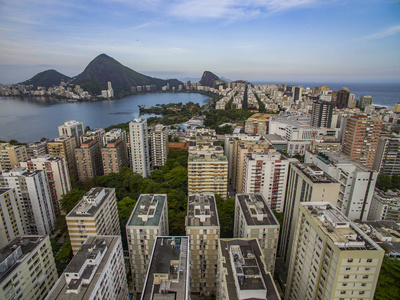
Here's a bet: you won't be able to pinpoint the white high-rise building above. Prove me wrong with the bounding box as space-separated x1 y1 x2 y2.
129 118 151 177
242 151 293 212
58 120 84 145
150 124 169 169
0 168 55 235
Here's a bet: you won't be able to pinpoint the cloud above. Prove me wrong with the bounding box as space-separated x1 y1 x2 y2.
359 24 400 40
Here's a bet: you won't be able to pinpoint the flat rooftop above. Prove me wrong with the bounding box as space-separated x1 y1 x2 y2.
127 194 167 227
47 236 120 300
303 202 383 251
315 152 374 173
0 187 13 195
265 134 287 143
188 154 227 162
187 194 219 227
295 163 338 184
219 239 280 300
67 187 112 218
141 237 189 300
0 236 46 283
236 194 279 226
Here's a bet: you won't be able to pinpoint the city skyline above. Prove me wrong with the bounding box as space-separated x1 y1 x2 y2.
0 0 399 84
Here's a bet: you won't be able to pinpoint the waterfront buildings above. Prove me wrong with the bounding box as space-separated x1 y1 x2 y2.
20 155 71 215
47 136 78 179
0 167 55 235
58 120 84 146
150 124 169 169
305 151 378 221
216 239 281 300
126 194 169 294
186 194 220 295
46 235 128 300
0 236 58 300
242 152 292 212
129 118 151 178
66 187 120 254
187 153 228 198
285 202 384 300
0 143 28 172
141 236 190 300
279 163 340 266
373 134 400 175
311 100 334 128
341 115 382 168
102 129 129 175
0 188 24 248
234 194 280 274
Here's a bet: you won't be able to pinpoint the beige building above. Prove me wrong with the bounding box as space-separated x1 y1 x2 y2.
245 113 274 135
58 120 84 146
47 236 128 300
0 188 24 248
188 154 228 198
279 163 340 267
75 138 103 181
141 236 190 300
186 194 220 295
234 194 280 274
150 124 169 169
66 187 120 254
126 194 169 294
0 236 58 300
47 136 78 179
0 143 28 171
310 135 341 153
102 139 129 175
20 155 71 216
285 202 384 300
216 239 281 300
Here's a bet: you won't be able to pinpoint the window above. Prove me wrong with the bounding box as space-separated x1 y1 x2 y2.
347 258 353 263
363 275 368 279
367 259 373 263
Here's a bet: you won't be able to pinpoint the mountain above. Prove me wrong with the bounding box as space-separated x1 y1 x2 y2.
200 71 227 88
23 69 70 88
71 54 182 96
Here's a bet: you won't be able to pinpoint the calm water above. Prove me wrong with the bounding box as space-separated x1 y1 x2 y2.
0 93 209 143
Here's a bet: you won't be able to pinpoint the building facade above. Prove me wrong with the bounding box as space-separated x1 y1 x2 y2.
126 194 169 294
311 100 334 128
47 136 78 179
75 138 103 181
150 124 169 169
102 128 129 175
373 134 400 175
58 120 84 145
66 187 120 254
368 189 400 221
0 188 24 248
129 118 151 177
0 143 28 172
186 194 220 295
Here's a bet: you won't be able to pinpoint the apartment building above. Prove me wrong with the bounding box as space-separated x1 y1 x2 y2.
0 143 28 172
234 194 280 274
216 239 281 300
311 100 334 128
126 194 169 294
26 140 48 158
141 236 190 300
285 202 384 300
242 152 293 212
0 236 58 300
186 194 220 295
66 187 120 254
188 154 228 198
279 163 340 266
102 128 129 175
129 118 151 177
20 155 71 216
373 134 400 175
75 138 103 181
342 115 382 168
0 188 24 248
0 167 55 235
47 136 78 179
58 120 84 146
245 113 274 135
150 124 169 169
305 151 378 221
368 189 400 221
46 236 128 300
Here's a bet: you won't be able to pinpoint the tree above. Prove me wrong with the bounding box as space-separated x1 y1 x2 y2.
215 195 235 238
117 197 136 249
376 174 393 191
374 256 400 299
59 188 86 214
55 237 73 275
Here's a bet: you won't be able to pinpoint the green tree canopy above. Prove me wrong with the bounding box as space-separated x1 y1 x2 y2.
374 256 400 299
59 188 86 214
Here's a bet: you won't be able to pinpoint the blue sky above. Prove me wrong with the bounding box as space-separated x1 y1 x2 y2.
0 0 399 84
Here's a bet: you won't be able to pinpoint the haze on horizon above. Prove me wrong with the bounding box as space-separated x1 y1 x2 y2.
0 0 399 85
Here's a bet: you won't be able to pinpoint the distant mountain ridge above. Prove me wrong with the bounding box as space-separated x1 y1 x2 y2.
23 69 70 88
200 71 227 88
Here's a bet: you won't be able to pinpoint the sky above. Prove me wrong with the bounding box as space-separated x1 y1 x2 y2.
0 0 399 84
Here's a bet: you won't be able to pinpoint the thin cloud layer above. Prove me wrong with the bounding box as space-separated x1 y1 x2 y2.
360 24 400 40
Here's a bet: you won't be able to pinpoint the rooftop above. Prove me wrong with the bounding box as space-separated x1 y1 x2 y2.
0 236 47 283
302 202 382 251
295 163 338 184
236 194 279 226
141 237 189 300
188 154 227 162
67 187 113 218
127 194 167 227
314 151 374 173
219 239 280 300
187 194 220 227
